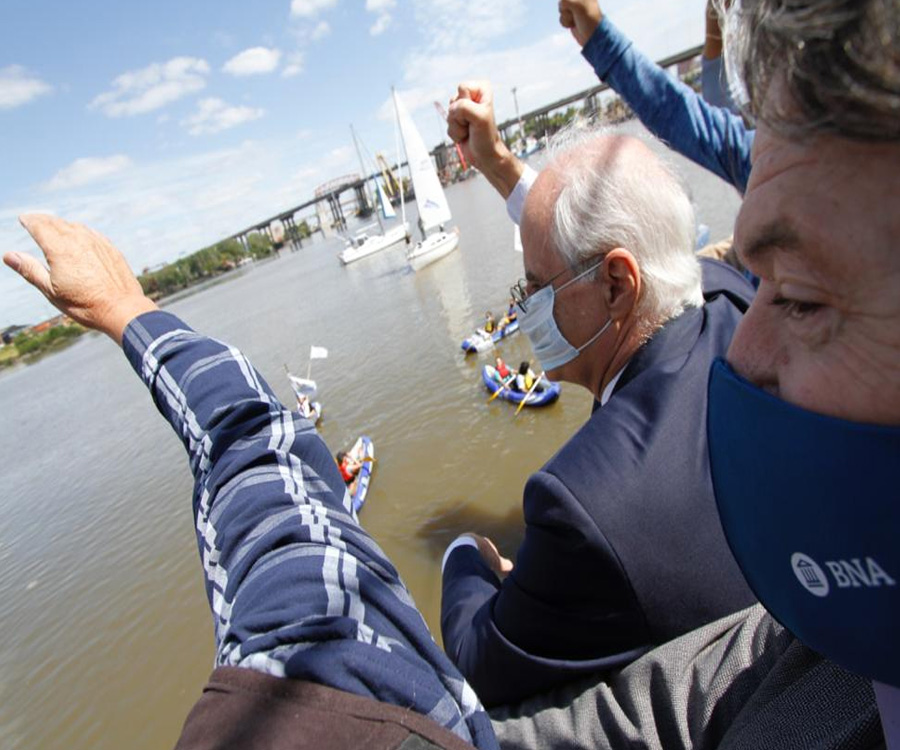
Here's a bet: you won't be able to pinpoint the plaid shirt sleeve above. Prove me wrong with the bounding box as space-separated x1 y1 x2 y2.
122 310 497 750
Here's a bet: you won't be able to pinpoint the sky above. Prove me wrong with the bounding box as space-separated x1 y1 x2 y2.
0 0 707 327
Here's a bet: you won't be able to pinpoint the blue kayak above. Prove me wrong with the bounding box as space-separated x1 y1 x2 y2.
461 319 519 354
349 435 375 514
482 365 560 407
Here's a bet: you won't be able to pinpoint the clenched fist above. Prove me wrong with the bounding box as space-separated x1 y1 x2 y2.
558 0 603 47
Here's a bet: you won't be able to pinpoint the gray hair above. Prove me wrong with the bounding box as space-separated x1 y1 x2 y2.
722 0 900 141
546 126 704 332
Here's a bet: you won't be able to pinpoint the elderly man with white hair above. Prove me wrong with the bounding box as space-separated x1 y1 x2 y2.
440 105 757 707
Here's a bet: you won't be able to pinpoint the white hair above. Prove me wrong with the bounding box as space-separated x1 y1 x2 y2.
546 125 704 331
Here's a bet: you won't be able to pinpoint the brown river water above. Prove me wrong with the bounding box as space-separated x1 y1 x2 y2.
0 121 742 749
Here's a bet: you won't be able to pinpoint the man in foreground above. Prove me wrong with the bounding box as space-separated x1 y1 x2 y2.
492 0 899 746
4 215 497 750
440 122 756 707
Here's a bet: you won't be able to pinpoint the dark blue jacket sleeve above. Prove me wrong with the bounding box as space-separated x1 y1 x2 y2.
441 471 650 707
441 546 502 661
584 16 754 194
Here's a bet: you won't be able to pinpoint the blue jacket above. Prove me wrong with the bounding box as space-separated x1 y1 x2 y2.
441 260 757 707
584 17 754 194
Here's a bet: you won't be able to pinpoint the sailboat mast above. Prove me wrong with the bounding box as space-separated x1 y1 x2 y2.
350 124 384 233
394 106 406 229
392 88 415 240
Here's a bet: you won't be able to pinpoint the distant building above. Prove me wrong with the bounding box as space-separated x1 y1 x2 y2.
28 314 71 335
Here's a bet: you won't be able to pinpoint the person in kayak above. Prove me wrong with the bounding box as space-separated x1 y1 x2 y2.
336 450 361 496
494 357 512 383
515 361 537 392
498 299 517 332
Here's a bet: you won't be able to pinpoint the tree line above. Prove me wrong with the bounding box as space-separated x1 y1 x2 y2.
137 220 311 300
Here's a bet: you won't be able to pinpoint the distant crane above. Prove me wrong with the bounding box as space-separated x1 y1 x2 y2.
375 153 401 198
433 102 468 171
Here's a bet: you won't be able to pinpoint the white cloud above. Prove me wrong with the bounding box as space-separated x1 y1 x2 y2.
91 57 210 117
223 47 282 76
0 65 53 109
182 98 265 135
366 0 395 36
412 0 526 52
290 0 338 18
282 52 305 78
311 21 331 40
45 155 133 191
370 14 392 36
380 32 598 147
0 134 366 326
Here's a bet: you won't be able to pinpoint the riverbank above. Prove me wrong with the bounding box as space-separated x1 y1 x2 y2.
0 323 87 369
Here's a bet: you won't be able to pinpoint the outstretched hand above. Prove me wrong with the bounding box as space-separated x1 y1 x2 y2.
5 214 157 344
558 0 603 48
447 81 523 199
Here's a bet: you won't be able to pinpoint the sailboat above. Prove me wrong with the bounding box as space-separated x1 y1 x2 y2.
392 88 460 271
338 125 409 265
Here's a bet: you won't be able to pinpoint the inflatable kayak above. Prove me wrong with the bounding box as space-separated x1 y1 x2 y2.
461 319 519 354
482 365 560 407
348 435 375 514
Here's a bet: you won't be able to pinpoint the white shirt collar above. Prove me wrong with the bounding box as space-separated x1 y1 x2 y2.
600 366 627 406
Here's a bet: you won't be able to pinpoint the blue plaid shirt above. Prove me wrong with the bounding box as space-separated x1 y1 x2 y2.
123 311 497 749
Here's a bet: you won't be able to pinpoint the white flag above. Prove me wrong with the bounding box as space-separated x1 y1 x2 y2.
309 346 328 360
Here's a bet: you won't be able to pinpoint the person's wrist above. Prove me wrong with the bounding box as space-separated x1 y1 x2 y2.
484 144 524 199
99 295 159 345
577 6 602 46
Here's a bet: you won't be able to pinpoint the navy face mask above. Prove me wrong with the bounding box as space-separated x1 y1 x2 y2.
707 359 900 687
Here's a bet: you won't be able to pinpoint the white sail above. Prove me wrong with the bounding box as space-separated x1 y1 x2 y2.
393 89 452 234
377 181 396 219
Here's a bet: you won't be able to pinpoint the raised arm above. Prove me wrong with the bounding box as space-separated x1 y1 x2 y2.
559 0 753 193
7 214 497 750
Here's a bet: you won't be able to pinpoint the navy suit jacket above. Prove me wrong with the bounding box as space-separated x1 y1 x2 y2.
441 259 757 707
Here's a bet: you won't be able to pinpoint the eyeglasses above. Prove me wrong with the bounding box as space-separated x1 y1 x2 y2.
510 255 606 313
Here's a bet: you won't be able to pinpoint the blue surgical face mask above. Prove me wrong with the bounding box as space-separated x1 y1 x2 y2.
517 261 612 372
707 359 900 687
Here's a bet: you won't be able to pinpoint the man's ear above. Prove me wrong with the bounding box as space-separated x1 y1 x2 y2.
601 248 641 320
